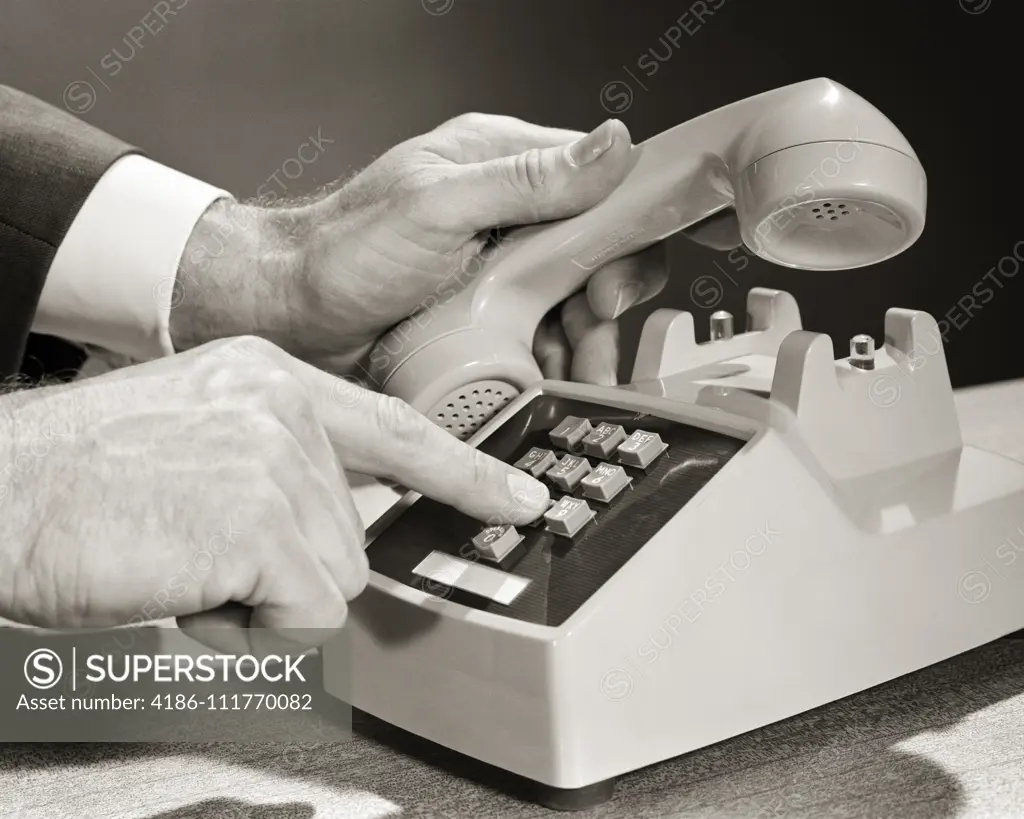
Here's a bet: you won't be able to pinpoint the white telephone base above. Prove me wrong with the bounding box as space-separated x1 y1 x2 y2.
323 289 1024 810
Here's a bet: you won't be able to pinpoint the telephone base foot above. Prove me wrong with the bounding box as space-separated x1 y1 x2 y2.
529 778 616 811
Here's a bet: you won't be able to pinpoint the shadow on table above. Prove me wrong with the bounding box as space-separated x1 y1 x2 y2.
4 634 1024 818
145 799 315 818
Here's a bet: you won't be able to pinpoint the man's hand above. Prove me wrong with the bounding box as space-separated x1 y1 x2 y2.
171 115 740 384
0 336 549 653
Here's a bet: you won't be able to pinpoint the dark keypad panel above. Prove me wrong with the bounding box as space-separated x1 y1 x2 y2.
366 394 746 626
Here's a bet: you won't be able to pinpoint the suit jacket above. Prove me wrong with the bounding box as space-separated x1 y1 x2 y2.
0 85 137 381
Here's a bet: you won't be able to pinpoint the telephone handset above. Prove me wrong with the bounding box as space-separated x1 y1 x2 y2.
366 78 927 439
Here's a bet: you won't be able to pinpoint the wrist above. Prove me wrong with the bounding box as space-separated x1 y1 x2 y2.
170 198 311 352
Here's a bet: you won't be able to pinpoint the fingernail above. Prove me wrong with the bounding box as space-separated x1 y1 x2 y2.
506 471 550 516
568 119 618 167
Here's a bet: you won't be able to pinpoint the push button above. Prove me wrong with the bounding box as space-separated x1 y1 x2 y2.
549 416 592 450
545 454 592 491
543 496 595 538
580 463 632 502
581 422 627 458
471 524 523 562
617 430 668 468
513 447 558 478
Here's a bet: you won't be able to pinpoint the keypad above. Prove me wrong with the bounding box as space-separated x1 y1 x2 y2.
545 454 592 492
617 430 668 468
471 524 523 562
549 416 592 450
581 422 627 458
366 396 744 627
580 463 632 502
513 446 558 478
531 417 668 537
544 496 595 537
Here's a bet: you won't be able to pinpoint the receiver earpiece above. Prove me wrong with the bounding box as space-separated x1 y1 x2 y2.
367 78 927 438
734 142 925 270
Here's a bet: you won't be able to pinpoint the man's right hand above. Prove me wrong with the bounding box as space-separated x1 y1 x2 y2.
0 336 550 654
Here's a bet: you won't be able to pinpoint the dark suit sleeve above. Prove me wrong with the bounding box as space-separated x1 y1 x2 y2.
0 85 139 380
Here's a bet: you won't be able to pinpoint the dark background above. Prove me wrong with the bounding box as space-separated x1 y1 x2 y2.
1 0 1017 387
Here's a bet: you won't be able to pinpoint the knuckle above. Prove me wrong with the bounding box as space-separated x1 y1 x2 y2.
444 111 490 130
509 148 547 193
372 395 426 444
235 364 306 411
243 409 300 463
207 334 281 363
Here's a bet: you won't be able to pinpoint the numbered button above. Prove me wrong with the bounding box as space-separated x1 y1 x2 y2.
471 524 523 562
617 430 668 468
580 463 632 502
545 454 592 491
581 422 627 458
513 447 558 478
543 496 595 538
549 416 592 450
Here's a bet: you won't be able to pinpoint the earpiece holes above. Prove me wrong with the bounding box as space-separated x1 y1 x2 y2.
812 202 851 221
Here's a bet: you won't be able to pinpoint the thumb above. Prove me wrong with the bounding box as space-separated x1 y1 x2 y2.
455 118 633 230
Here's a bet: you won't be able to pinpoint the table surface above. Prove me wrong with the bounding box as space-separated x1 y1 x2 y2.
3 378 1023 819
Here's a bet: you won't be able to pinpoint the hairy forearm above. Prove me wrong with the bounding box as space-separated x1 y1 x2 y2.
169 199 312 352
0 387 65 620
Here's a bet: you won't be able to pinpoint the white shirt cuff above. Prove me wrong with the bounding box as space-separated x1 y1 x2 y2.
33 154 230 360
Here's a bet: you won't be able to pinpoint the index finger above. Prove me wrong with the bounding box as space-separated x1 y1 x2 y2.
278 354 551 525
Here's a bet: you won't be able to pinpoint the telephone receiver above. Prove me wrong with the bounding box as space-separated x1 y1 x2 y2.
367 77 927 440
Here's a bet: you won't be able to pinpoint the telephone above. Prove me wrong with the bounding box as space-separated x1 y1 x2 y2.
367 76 926 440
322 80 1024 811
